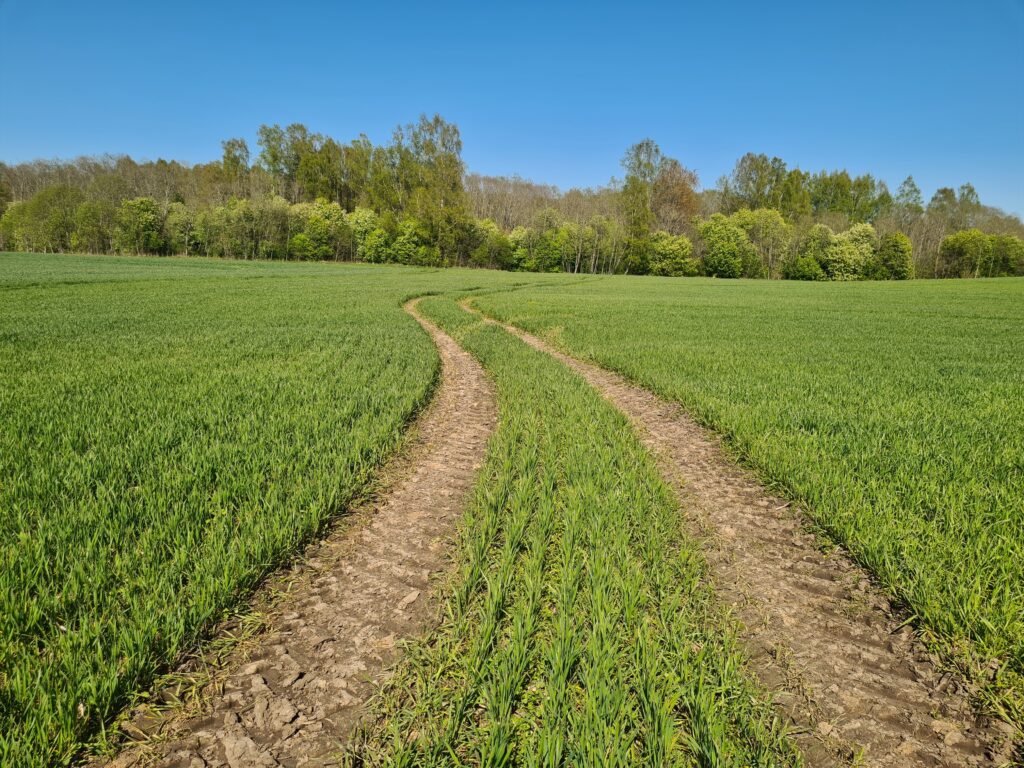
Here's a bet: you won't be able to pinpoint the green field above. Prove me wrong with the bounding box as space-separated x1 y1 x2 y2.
0 253 526 765
477 276 1024 721
3 253 1023 764
352 294 795 765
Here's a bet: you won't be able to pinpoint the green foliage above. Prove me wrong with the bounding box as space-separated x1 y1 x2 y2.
287 232 316 259
71 200 116 254
842 222 878 255
819 239 864 280
2 186 85 252
787 221 908 283
113 197 166 255
648 230 696 276
719 155 893 224
719 152 788 212
0 178 12 218
163 201 199 256
510 208 565 272
361 227 392 263
869 232 914 280
990 234 1024 277
220 138 250 183
289 198 354 260
0 201 28 251
936 229 1024 279
2 120 1021 278
795 222 834 263
815 241 856 280
479 276 1024 730
697 213 754 278
782 254 825 281
816 223 876 281
384 114 472 264
345 206 380 261
939 228 993 278
469 219 514 269
619 140 662 240
730 208 792 278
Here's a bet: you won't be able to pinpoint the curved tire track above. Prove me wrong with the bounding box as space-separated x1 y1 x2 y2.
106 299 497 768
466 298 1015 767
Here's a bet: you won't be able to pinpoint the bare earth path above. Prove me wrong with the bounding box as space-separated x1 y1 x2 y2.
466 299 1016 768
105 299 496 768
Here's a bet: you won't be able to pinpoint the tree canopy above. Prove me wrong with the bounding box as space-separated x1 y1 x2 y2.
1 117 1021 280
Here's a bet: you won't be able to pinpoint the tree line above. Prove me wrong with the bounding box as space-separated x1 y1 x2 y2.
1 116 1021 280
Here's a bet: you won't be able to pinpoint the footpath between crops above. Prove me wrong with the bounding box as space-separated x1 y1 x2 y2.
462 296 1018 768
101 298 497 768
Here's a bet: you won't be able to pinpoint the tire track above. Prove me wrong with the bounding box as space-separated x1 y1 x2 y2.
465 298 1016 767
104 299 497 768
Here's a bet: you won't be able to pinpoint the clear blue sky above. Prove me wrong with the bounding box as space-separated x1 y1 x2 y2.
1 1 1022 215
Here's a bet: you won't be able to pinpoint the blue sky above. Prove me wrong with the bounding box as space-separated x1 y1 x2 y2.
1 1 1022 214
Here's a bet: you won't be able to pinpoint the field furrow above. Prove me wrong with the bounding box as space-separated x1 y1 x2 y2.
465 296 1018 765
97 299 498 767
350 294 798 767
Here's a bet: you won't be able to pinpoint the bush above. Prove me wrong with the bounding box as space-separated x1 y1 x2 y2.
648 231 696 276
869 232 914 280
362 227 392 263
939 229 992 278
820 239 864 280
7 186 85 252
288 233 315 260
0 201 27 251
817 224 875 280
113 197 166 255
988 234 1024 277
698 214 753 278
796 223 834 262
289 199 352 260
730 208 792 278
783 255 825 281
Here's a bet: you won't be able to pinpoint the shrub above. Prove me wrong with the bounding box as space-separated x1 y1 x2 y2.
730 208 792 278
648 231 696 276
288 232 315 260
0 201 27 251
698 214 753 278
817 224 876 280
870 232 914 280
796 223 835 263
939 229 992 278
988 234 1024 277
114 197 166 255
362 227 392 263
783 255 826 281
10 186 85 252
820 239 864 280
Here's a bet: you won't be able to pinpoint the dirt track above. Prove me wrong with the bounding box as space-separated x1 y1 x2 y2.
104 299 497 768
466 298 1017 767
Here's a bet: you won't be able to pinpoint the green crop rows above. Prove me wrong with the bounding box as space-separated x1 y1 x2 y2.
476 276 1024 727
0 253 519 765
351 294 796 766
4 252 1023 764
